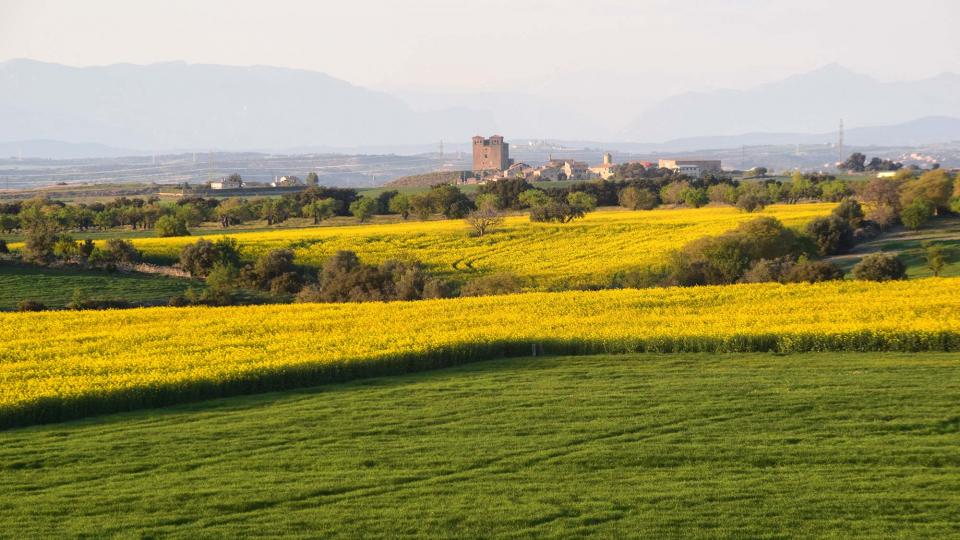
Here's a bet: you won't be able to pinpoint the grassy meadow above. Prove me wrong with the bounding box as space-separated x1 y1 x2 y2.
0 264 198 310
830 216 960 279
3 352 959 537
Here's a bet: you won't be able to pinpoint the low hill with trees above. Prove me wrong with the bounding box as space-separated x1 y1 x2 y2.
385 170 467 188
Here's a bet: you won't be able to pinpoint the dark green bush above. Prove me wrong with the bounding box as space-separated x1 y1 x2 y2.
16 299 47 312
804 216 854 256
460 273 524 297
852 253 907 281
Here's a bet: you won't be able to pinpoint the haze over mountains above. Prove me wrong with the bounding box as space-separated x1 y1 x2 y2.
2 59 959 158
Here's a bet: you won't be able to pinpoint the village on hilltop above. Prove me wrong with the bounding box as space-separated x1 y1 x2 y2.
462 134 722 184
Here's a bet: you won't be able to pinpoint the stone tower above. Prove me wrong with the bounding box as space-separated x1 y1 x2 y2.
472 135 510 171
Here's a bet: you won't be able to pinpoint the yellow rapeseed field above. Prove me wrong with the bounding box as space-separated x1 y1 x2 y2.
130 203 835 287
1 277 957 427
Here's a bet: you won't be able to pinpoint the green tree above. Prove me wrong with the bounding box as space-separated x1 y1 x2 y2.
518 189 550 209
839 152 866 172
680 187 708 208
804 216 854 256
852 253 906 281
474 193 499 212
303 198 337 224
567 192 597 214
922 242 947 277
831 199 864 227
349 198 378 223
900 169 953 215
155 215 190 237
900 199 934 230
306 172 319 186
620 186 659 210
205 262 239 295
820 180 852 202
706 184 737 205
22 213 59 263
388 194 411 220
659 181 688 205
409 194 434 220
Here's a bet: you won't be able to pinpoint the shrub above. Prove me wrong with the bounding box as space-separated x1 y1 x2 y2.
618 187 658 210
659 181 688 205
52 235 79 259
804 216 854 256
783 260 845 283
206 262 239 293
852 221 881 244
922 242 949 277
167 295 191 307
608 266 669 289
79 239 95 259
742 256 844 284
680 187 708 208
251 249 300 293
16 299 47 312
741 257 796 283
706 184 738 205
460 272 524 296
99 238 140 264
68 298 134 311
831 199 864 227
179 238 241 277
300 251 448 303
465 207 504 237
155 215 189 237
736 192 766 213
900 199 934 230
852 253 907 281
866 205 898 230
669 217 809 286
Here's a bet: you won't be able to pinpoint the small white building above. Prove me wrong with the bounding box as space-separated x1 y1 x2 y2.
210 176 243 190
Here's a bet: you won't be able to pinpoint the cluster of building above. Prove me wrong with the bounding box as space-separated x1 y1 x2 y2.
466 135 721 183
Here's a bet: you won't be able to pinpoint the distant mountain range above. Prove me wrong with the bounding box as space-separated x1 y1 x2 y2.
624 64 960 142
614 116 960 153
2 59 960 158
0 59 493 152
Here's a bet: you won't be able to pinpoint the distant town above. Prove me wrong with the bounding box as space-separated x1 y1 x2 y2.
463 134 721 184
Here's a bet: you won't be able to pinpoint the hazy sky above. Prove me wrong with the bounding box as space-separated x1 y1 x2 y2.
2 0 959 101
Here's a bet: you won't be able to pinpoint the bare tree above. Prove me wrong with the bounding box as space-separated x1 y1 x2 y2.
465 207 504 237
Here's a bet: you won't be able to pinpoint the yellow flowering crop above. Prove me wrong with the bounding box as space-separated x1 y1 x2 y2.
130 203 835 287
1 277 957 427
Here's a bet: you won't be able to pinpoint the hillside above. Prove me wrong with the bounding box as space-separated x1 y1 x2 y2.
385 170 467 188
4 352 959 537
120 204 836 288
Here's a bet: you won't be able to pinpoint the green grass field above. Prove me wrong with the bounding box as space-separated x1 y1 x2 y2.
830 216 960 278
0 264 199 309
3 352 959 537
